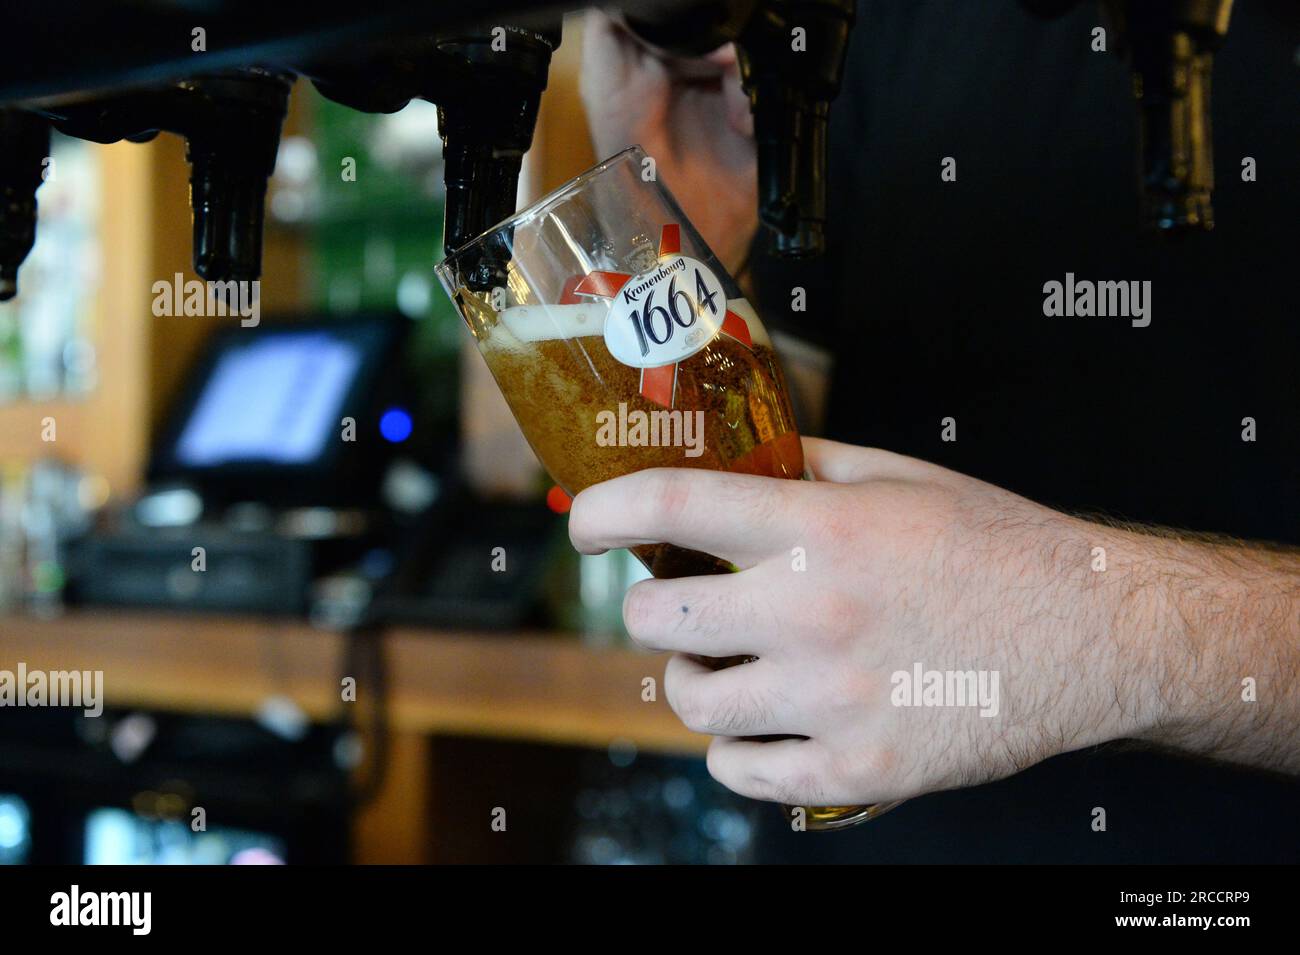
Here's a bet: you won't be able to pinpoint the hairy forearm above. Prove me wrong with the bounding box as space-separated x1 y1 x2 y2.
1104 524 1300 773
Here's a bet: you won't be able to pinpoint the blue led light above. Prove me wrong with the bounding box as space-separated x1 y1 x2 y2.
379 408 413 443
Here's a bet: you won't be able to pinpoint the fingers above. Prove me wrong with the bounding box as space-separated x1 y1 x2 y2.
623 572 781 657
721 53 754 139
569 467 808 569
801 436 933 485
703 43 737 68
581 9 639 94
664 654 804 737
705 736 836 805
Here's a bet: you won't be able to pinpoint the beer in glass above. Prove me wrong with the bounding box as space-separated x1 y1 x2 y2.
436 147 899 831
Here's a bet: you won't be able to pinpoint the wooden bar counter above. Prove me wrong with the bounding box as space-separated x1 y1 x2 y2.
0 610 705 861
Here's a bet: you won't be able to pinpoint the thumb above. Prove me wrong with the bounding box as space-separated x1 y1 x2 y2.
581 9 641 99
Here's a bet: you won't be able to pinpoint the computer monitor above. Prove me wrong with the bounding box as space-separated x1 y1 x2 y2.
148 316 408 507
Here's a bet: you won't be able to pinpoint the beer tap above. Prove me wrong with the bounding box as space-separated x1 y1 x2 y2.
623 0 857 258
304 20 562 291
1021 0 1234 233
434 26 563 260
36 67 295 283
2 2 859 299
736 0 856 257
0 108 51 301
1102 0 1233 232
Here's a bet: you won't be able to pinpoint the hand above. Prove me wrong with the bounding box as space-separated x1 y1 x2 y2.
580 10 758 274
568 437 1300 807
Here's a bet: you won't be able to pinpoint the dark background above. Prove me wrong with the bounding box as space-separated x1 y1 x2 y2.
755 0 1299 863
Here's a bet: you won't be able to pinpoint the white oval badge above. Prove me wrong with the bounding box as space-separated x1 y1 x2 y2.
603 255 728 369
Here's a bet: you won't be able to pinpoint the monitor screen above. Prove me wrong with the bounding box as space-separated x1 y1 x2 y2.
174 332 362 468
147 316 406 506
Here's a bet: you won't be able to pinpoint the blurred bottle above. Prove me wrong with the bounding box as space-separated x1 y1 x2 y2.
0 795 32 864
0 464 24 613
0 309 20 400
23 462 64 617
0 460 100 616
545 541 653 646
0 133 99 402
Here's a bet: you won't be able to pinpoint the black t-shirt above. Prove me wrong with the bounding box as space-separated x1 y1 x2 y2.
754 0 1299 863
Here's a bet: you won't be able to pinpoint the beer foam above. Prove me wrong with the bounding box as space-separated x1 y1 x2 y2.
494 303 608 347
492 298 771 350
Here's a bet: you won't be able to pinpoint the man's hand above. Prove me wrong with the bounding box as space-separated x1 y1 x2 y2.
580 10 758 274
568 437 1300 808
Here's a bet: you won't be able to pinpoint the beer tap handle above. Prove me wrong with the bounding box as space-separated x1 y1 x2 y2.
306 22 560 282
1101 0 1234 232
619 0 855 259
39 67 294 283
736 0 856 258
1019 0 1233 233
180 69 295 282
0 109 51 301
433 23 562 259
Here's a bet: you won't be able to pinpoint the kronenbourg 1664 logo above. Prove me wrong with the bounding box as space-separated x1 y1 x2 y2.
569 224 753 407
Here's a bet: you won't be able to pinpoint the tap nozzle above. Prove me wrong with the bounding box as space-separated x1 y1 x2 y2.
1103 0 1233 233
738 0 855 258
0 109 51 301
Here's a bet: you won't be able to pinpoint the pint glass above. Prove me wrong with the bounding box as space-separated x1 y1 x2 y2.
436 146 900 831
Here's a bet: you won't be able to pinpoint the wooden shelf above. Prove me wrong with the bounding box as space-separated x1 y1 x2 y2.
0 609 704 756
